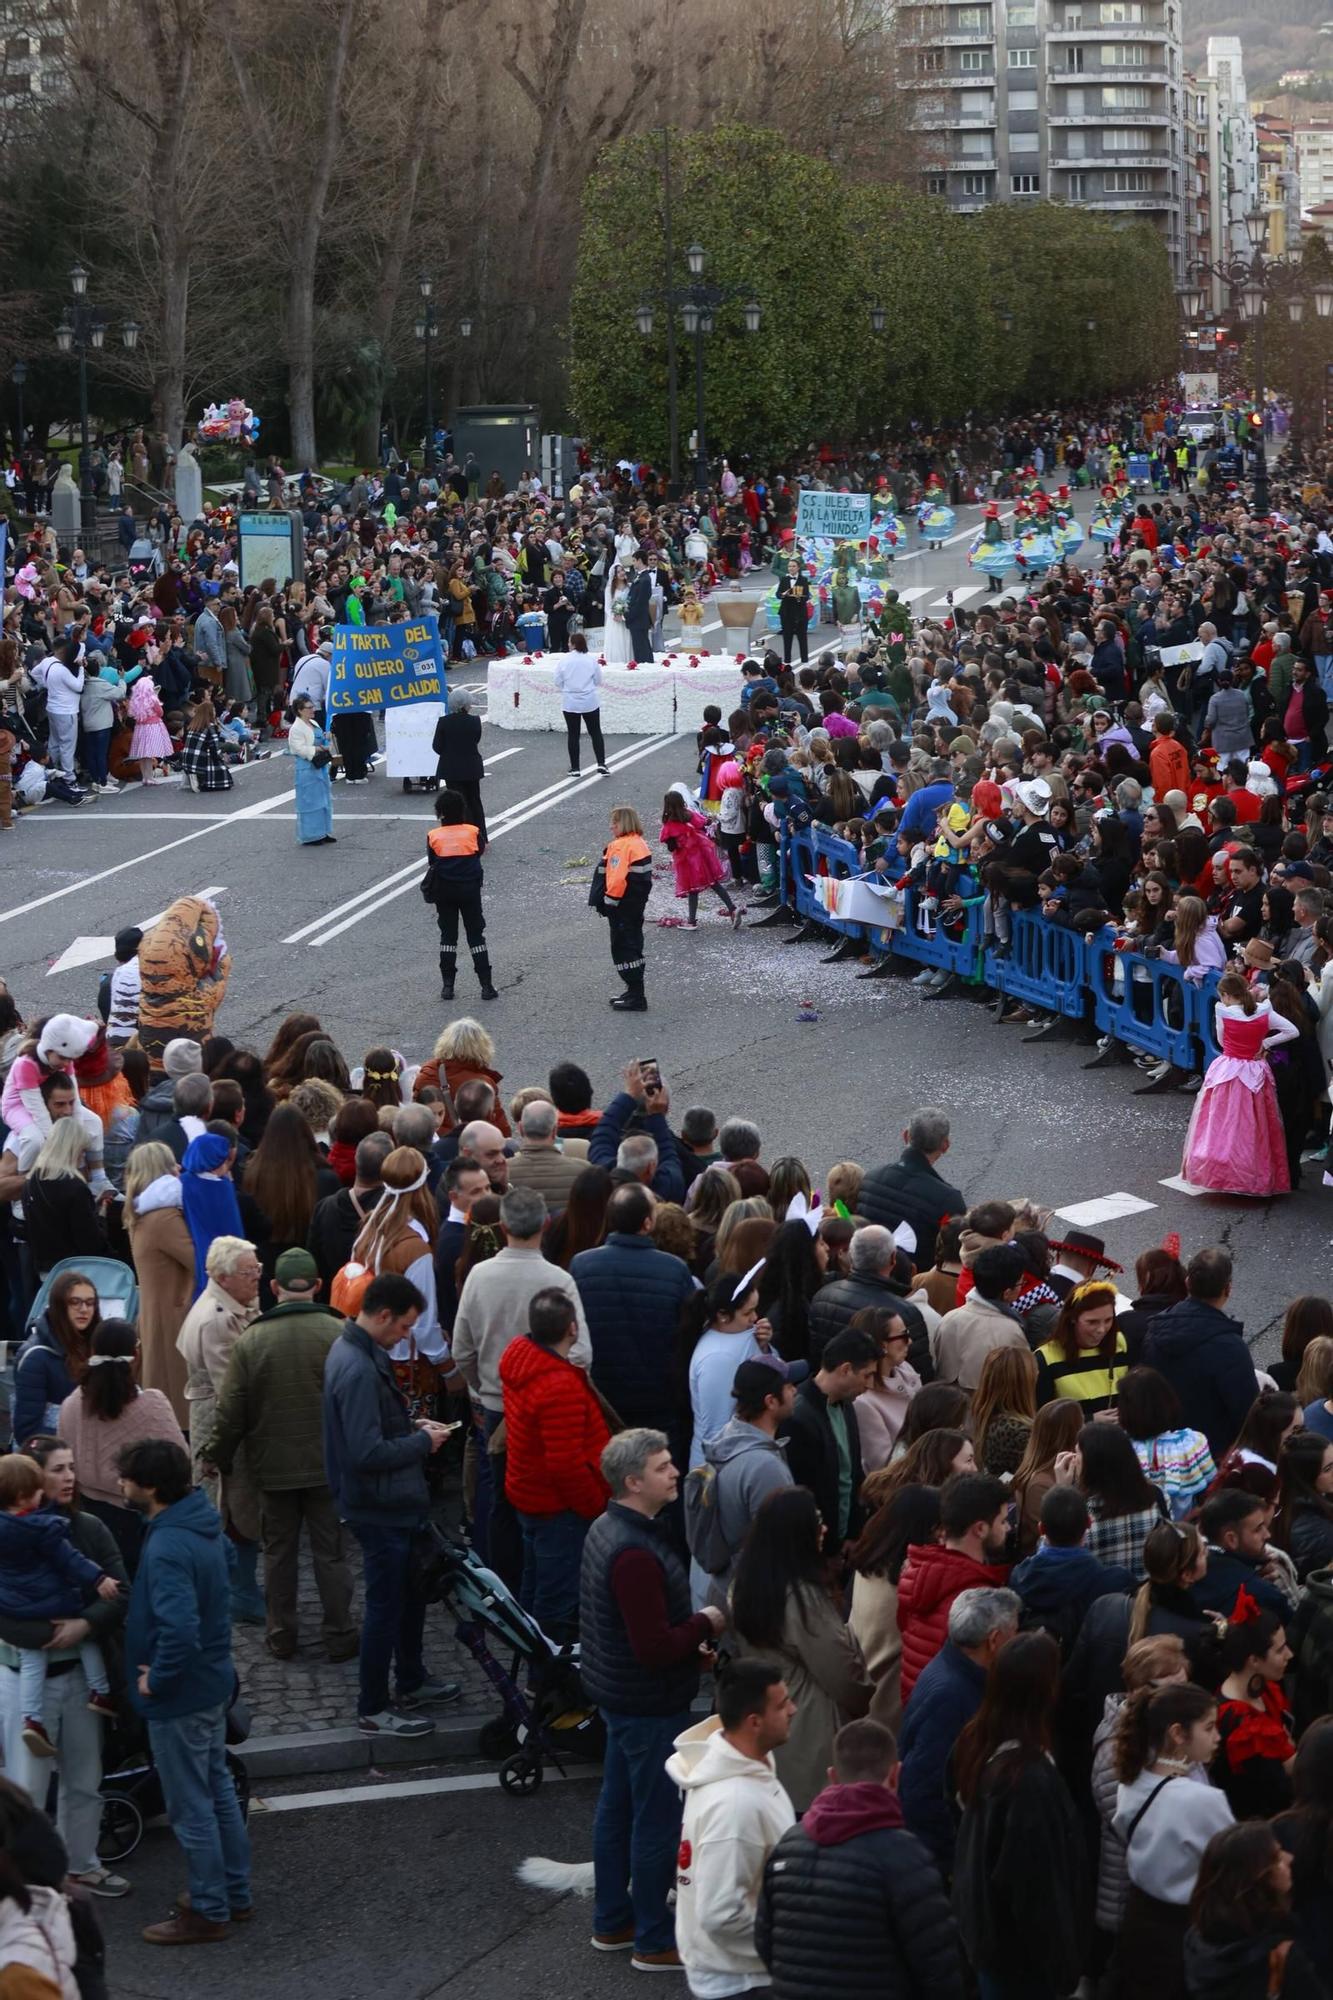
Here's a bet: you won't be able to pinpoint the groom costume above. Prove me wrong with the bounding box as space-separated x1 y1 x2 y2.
625 556 655 664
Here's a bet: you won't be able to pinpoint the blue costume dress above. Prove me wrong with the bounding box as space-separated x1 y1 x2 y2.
288 716 334 844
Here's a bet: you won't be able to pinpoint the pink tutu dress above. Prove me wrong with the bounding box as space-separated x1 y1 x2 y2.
127 676 174 761
1181 1001 1299 1196
660 809 726 897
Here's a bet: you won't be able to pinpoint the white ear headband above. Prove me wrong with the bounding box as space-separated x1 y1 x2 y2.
733 1258 766 1305
785 1192 822 1237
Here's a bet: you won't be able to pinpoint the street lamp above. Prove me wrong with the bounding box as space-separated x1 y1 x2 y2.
9 362 24 456
415 272 437 473
635 240 760 495
870 304 887 334
54 260 138 551
1316 283 1333 320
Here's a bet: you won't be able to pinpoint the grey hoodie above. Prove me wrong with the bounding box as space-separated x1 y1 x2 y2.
703 1418 792 1608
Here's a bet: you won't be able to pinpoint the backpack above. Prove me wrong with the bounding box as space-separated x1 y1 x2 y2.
683 1460 731 1576
329 1260 374 1318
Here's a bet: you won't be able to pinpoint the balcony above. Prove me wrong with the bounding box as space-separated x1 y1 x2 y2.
1051 150 1171 167
943 152 997 169
1044 22 1172 37
1047 106 1170 124
915 111 998 126
917 30 1000 45
1049 65 1171 83
1083 190 1176 208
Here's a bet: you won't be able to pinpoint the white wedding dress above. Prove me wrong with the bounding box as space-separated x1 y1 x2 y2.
603 563 633 663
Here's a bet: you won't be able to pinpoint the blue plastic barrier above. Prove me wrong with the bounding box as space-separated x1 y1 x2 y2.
1193 970 1223 1067
984 911 1092 1019
1088 937 1200 1068
891 888 987 978
790 826 867 941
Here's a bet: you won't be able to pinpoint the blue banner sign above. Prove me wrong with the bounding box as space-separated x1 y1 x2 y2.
796 491 873 544
328 617 445 711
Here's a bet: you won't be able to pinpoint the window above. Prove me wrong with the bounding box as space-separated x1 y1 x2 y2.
1007 86 1038 107
956 6 990 28
1105 169 1152 190
1011 172 1041 191
1063 85 1085 112
1009 129 1040 151
1008 1 1036 20
1103 127 1143 148
1064 7 1082 22
1066 170 1088 197
918 49 946 71
1102 2 1143 19
960 48 987 68
960 130 992 154
1064 128 1086 155
963 172 991 195
1007 45 1035 64
927 174 948 194
959 90 994 116
1064 45 1084 70
1102 83 1150 106
1103 42 1146 63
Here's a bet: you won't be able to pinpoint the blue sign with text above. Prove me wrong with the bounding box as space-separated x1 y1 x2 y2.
796 491 873 544
328 617 446 711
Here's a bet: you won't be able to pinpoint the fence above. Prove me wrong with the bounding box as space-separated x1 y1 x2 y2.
781 831 1222 1070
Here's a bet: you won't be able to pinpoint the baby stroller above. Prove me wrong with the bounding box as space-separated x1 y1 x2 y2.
98 1677 252 1862
24 1258 139 1340
415 1525 604 1795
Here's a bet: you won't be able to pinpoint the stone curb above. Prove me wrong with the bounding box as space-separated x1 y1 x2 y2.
237 1713 485 1781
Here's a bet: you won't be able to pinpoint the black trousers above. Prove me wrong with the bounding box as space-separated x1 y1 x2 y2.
332 711 375 779
437 776 487 844
437 886 487 958
781 611 808 664
564 708 606 771
607 909 645 993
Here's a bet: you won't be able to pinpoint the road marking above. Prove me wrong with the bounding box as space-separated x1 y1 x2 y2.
258 1767 597 1814
931 585 986 609
1054 1192 1158 1228
47 887 228 976
284 734 674 947
307 733 677 948
482 749 522 767
0 790 296 928
1159 1174 1211 1197
897 587 933 605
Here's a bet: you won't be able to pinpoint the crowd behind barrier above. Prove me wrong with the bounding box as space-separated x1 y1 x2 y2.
785 830 1223 1073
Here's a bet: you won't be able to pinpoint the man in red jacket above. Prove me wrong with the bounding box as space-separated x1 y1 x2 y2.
896 1473 1011 1707
499 1286 610 1644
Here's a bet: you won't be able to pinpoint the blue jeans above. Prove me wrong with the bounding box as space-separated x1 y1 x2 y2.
350 1521 426 1717
148 1702 251 1923
1316 655 1333 704
517 1509 589 1646
82 726 111 785
471 1407 505 1565
593 1708 692 1953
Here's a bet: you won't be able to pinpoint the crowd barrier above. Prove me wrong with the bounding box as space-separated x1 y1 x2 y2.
782 833 1223 1071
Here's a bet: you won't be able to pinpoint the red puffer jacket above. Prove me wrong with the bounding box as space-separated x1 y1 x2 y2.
896 1543 1011 1707
499 1335 611 1520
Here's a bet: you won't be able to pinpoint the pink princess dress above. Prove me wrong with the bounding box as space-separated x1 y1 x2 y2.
1181 1001 1299 1196
127 675 174 764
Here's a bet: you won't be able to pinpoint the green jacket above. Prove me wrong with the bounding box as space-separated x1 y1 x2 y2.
205 1298 345 1491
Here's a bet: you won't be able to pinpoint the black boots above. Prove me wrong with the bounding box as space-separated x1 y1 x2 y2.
439 951 455 1002
473 950 498 1001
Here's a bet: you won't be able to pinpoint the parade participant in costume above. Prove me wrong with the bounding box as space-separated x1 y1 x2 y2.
979 502 1007 593
136 895 231 1072
776 559 812 666
659 786 741 931
1181 972 1299 1197
422 788 497 1004
590 804 652 1012
286 693 337 847
181 1131 245 1297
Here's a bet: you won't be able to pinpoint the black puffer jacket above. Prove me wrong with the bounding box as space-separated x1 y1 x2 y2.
807 1271 932 1380
857 1147 966 1258
755 1784 965 2000
1183 1926 1328 2000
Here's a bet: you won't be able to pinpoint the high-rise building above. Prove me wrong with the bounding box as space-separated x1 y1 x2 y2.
1204 35 1257 265
901 0 1186 270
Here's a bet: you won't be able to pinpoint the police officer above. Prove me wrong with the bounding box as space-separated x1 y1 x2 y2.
423 788 496 1002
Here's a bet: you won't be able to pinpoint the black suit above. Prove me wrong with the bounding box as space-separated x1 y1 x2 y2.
780 1378 867 1546
431 710 486 840
625 569 654 663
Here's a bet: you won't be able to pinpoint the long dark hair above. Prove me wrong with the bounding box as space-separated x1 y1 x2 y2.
849 1481 940 1581
1190 1823 1290 1939
44 1270 98 1378
1282 1717 1333 1912
1276 1430 1333 1550
676 1270 758 1405
1114 1680 1216 1782
954 1629 1062 1804
1077 1421 1158 1519
1048 1281 1120 1365
243 1101 320 1242
543 1164 611 1269
894 1381 970 1455
730 1487 829 1650
755 1220 825 1363
79 1322 140 1422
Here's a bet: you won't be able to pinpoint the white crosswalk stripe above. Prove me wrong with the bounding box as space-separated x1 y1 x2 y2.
929 585 986 610
897 586 933 605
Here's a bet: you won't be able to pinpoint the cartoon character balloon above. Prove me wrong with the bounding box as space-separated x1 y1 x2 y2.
197 397 261 444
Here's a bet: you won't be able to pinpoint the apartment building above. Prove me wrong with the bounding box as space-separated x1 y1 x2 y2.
901 0 1187 270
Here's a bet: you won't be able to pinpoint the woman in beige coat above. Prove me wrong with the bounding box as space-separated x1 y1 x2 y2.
123 1141 194 1427
849 1479 942 1735
730 1488 872 1812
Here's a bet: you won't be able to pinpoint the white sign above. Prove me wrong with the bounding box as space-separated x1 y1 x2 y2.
384 702 443 779
796 491 872 543
1180 371 1219 406
1156 641 1204 669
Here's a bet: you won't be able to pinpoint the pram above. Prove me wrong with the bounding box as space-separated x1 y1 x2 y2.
24 1257 139 1340
98 1677 252 1862
416 1525 604 1795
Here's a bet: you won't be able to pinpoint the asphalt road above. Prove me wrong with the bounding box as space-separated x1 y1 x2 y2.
98 1761 623 2000
4 488 1317 1358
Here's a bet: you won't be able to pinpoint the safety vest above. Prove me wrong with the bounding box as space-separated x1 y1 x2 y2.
428 823 480 859
603 833 650 900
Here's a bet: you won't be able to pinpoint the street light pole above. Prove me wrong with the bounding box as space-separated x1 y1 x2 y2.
660 128 680 493
691 309 707 496
55 261 138 556
416 274 437 475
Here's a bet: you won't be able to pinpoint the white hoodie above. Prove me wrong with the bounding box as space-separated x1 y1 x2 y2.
667 1716 795 1997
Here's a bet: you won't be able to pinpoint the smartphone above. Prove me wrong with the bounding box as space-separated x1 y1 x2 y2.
639 1057 661 1090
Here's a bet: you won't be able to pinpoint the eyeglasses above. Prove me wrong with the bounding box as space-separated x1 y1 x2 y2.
67 1295 97 1310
